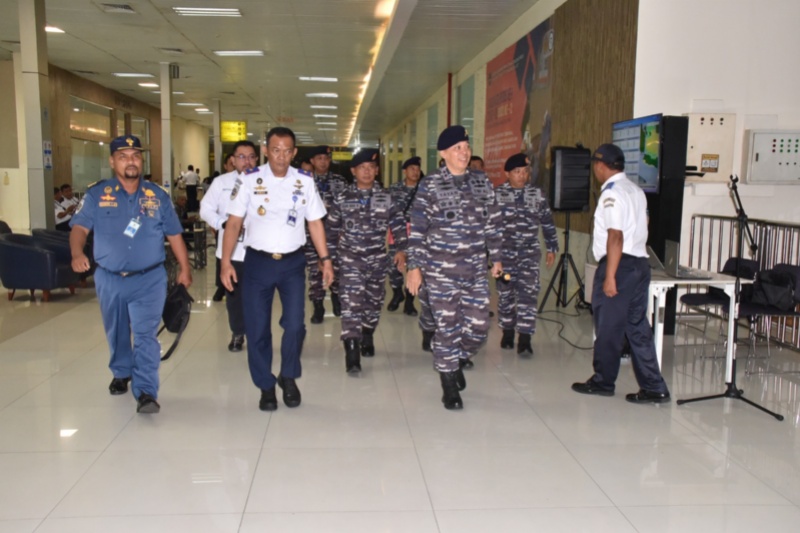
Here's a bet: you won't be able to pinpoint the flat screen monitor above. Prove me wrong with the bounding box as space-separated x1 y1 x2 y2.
611 113 662 194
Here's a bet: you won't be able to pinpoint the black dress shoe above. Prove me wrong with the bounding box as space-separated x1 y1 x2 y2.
344 339 361 374
459 358 474 370
571 379 614 397
136 393 160 414
259 387 278 411
310 300 325 324
277 376 301 408
440 371 463 410
228 334 245 352
212 287 225 302
109 377 131 395
361 327 375 357
403 291 418 316
500 329 515 349
517 333 533 357
626 390 671 404
331 292 342 317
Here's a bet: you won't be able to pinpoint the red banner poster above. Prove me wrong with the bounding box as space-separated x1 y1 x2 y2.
483 19 553 186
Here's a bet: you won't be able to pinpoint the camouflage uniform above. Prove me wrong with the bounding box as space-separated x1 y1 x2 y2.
327 183 407 341
495 182 558 335
305 171 347 301
407 167 502 372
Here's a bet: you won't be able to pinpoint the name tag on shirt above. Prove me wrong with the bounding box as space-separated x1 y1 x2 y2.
124 218 141 238
287 209 298 227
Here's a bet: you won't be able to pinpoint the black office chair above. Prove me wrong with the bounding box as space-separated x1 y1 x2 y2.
678 257 759 356
0 220 12 235
740 263 800 373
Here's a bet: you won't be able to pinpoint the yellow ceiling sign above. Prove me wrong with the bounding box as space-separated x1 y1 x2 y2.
220 121 247 142
331 150 352 161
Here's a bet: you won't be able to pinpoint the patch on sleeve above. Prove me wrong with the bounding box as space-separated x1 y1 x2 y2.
230 178 242 200
603 197 616 208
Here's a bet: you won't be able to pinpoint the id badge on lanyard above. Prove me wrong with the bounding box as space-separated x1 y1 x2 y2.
124 217 141 238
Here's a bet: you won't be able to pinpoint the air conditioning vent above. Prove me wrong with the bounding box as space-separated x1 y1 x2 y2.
157 48 185 56
98 3 137 14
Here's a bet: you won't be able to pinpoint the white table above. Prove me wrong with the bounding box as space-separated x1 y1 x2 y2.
648 271 747 383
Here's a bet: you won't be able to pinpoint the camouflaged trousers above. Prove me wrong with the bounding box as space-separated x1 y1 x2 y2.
339 256 387 340
496 252 541 335
304 240 339 301
426 272 490 372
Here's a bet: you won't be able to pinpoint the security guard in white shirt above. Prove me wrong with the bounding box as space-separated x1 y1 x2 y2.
221 127 333 412
200 140 256 353
572 143 670 404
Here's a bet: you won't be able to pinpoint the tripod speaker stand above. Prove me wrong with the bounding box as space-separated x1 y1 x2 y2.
541 211 585 310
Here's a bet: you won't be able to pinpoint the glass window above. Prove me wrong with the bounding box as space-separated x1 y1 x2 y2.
426 104 438 173
131 115 150 145
70 139 111 191
457 75 475 131
116 115 126 137
69 96 111 139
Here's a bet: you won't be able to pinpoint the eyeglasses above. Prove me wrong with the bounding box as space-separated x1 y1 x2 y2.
235 154 259 161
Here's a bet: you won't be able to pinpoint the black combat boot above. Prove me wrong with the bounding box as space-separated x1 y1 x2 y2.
403 291 418 316
344 339 361 374
331 292 342 317
387 286 405 311
421 330 434 352
361 327 375 357
310 300 325 324
459 358 474 370
455 367 466 391
517 333 533 357
440 371 463 410
500 329 515 349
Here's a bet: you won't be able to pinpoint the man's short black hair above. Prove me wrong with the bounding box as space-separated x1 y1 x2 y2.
266 127 296 148
470 155 484 164
53 187 60 195
232 140 258 154
60 184 72 192
187 165 194 171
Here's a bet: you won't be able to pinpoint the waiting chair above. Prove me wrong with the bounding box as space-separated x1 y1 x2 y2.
0 234 80 301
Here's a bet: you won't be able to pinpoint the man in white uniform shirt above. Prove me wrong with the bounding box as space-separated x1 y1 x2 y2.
571 143 670 404
181 164 200 211
200 140 257 353
221 127 333 412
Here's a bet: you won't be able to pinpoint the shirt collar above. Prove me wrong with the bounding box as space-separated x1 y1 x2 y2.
601 172 626 192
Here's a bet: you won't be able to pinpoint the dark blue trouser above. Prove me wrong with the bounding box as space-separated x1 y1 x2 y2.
95 266 167 399
591 256 669 394
242 250 306 391
225 260 245 335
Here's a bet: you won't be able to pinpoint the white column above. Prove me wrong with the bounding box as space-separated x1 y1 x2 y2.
18 0 53 230
212 99 222 174
160 62 173 194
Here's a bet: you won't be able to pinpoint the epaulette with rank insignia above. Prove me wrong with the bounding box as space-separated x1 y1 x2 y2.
245 167 259 175
298 168 313 177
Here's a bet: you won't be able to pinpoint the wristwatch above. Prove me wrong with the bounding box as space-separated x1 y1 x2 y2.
319 256 332 263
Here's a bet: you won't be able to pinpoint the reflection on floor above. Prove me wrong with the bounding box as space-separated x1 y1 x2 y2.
1 256 800 532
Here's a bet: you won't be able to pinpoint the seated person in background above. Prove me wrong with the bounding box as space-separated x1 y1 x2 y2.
54 187 75 231
174 196 198 250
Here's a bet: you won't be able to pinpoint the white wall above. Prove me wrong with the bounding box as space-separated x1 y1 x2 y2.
634 0 800 258
170 116 210 184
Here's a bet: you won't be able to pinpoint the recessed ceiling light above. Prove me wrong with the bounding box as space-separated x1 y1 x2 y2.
112 73 153 78
138 82 159 88
247 132 253 136
177 103 204 106
299 77 338 82
173 7 241 17
59 429 78 437
315 122 337 125
213 50 263 57
306 93 338 98
313 114 337 118
72 108 80 112
310 105 337 109
45 26 64 33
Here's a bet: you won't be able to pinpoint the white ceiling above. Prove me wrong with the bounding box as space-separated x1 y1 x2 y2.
0 0 541 146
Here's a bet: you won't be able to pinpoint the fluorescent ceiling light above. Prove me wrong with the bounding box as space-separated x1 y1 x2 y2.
310 105 337 109
173 7 241 17
313 114 337 118
112 73 153 78
72 108 80 112
318 128 337 131
247 132 253 136
59 429 78 437
45 26 64 33
294 132 309 135
213 50 264 57
196 111 214 114
316 122 337 125
151 91 184 95
195 108 210 112
177 103 204 107
299 76 338 82
138 82 159 88
306 93 338 98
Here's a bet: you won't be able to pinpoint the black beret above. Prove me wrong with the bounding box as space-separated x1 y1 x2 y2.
350 148 379 168
402 156 421 170
504 153 530 171
309 145 332 157
437 125 469 150
591 143 625 167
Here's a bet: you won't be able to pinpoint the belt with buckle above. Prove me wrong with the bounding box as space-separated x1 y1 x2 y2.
99 262 163 277
250 247 302 260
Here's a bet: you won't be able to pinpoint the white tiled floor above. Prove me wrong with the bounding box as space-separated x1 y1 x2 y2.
2 258 800 532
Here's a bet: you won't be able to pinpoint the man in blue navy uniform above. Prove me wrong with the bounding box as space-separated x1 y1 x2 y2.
571 143 670 404
70 135 192 414
221 127 333 412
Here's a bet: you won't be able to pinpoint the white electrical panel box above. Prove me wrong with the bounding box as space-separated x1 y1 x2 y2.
684 113 736 183
743 130 800 184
